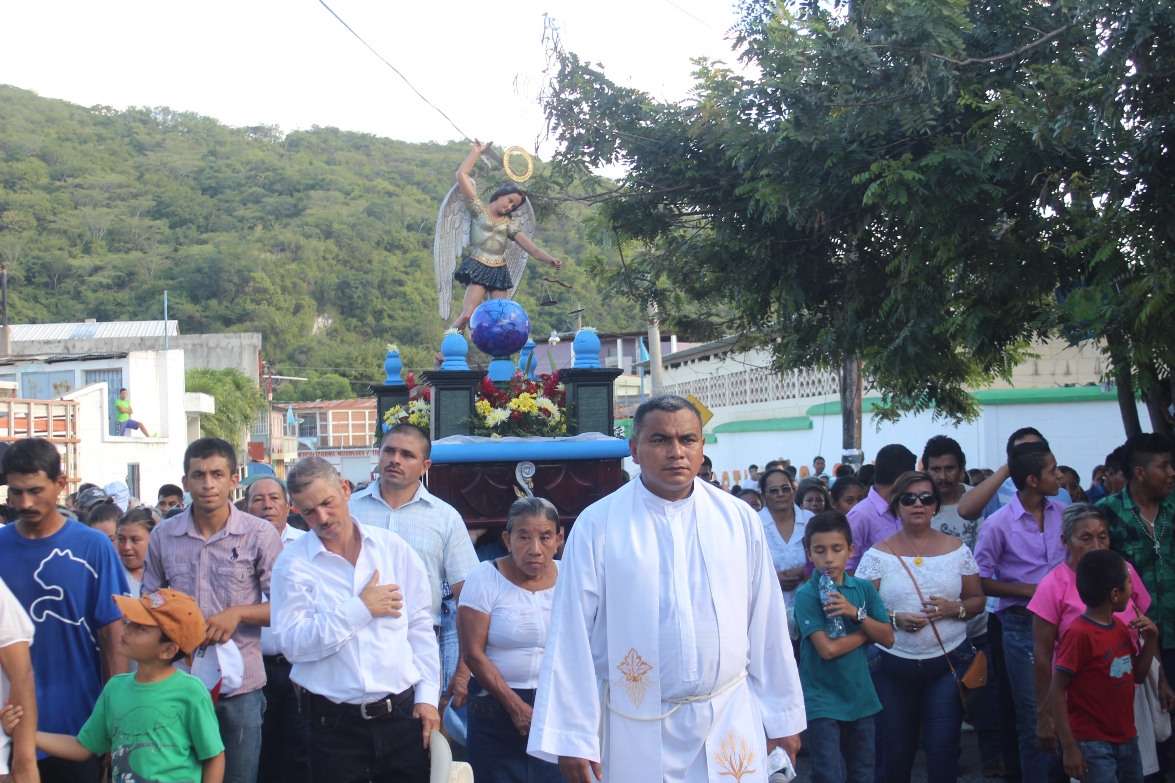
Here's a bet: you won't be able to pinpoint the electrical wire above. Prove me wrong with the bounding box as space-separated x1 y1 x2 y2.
662 0 712 28
317 0 472 141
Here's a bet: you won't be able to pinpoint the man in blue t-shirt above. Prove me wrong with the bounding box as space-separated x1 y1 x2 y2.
0 439 128 783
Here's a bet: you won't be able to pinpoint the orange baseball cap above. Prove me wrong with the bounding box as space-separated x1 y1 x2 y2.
113 589 206 656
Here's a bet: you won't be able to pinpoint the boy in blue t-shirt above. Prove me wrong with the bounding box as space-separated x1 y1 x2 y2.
0 438 128 782
794 511 895 783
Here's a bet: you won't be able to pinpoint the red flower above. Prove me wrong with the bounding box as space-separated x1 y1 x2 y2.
422 387 432 403
406 371 416 390
511 410 523 422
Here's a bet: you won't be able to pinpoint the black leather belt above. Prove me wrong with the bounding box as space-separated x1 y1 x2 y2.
262 654 289 667
299 687 414 721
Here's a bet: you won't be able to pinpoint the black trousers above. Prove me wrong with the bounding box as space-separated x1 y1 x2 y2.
36 757 102 783
259 655 311 783
306 694 429 783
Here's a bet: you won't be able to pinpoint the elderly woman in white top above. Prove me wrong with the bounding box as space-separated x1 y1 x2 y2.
458 497 564 783
758 468 815 601
855 470 987 783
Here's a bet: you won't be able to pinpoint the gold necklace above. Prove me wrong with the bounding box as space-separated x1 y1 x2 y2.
901 530 926 566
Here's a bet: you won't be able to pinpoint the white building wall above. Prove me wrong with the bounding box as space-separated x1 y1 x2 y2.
61 350 189 499
706 400 1150 489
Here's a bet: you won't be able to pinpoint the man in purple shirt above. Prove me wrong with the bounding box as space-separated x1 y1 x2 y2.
846 444 916 571
974 440 1066 783
143 438 283 783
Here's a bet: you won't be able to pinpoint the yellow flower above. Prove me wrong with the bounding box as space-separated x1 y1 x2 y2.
536 396 557 415
383 405 404 425
486 409 509 427
475 399 492 417
508 393 539 414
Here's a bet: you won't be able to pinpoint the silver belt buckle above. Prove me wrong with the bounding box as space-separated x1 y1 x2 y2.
359 697 391 720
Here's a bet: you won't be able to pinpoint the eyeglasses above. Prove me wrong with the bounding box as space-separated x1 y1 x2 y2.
898 492 938 507
764 486 794 496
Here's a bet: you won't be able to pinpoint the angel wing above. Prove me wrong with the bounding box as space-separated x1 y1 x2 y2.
505 199 537 300
433 183 472 320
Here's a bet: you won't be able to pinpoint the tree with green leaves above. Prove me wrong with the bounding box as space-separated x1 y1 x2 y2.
539 0 1175 445
185 368 267 450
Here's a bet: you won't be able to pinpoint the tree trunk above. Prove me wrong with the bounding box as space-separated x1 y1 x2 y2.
840 354 864 472
1141 363 1175 440
647 302 665 395
1114 358 1143 439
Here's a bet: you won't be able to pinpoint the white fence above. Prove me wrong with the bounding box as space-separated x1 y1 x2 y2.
663 366 839 409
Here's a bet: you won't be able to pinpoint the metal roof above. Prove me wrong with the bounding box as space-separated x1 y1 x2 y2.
0 352 129 366
285 398 376 411
10 320 179 341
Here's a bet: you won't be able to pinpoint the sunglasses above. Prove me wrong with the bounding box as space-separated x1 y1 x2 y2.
898 492 938 507
764 486 794 496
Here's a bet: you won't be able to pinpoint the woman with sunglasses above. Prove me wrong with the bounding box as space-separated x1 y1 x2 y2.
856 471 987 783
758 468 815 602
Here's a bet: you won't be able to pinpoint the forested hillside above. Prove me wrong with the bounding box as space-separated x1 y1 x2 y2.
0 85 640 391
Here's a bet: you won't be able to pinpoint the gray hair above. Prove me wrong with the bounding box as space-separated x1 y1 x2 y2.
1061 502 1109 541
632 395 702 439
506 497 560 534
286 457 340 496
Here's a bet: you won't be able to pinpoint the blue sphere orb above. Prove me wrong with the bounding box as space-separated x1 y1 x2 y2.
469 299 531 357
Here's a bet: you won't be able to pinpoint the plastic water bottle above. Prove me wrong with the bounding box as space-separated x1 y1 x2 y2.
819 571 846 639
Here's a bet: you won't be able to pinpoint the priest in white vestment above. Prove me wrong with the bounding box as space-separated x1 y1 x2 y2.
528 395 806 783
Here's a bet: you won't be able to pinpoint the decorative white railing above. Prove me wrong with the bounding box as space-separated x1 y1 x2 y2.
663 366 838 409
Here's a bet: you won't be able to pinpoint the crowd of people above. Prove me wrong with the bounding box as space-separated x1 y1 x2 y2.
0 397 1171 783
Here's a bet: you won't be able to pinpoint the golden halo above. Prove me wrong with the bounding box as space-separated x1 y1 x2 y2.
503 146 534 182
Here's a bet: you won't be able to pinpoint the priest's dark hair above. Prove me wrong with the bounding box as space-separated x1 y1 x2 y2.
631 395 702 439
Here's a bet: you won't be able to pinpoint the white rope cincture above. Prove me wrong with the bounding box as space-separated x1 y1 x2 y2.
599 671 750 762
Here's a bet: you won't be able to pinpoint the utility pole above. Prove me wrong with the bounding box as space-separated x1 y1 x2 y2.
647 301 665 395
1 265 10 357
841 354 863 472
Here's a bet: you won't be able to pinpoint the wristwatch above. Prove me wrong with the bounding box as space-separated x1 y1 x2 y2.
957 603 967 620
856 605 868 624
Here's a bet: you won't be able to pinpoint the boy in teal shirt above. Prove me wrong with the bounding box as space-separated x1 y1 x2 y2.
3 588 224 783
794 511 895 783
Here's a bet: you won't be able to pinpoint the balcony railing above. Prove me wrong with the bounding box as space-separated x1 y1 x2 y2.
663 366 838 409
0 398 81 484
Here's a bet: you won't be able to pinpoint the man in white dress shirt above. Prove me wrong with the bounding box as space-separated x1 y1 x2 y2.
249 476 311 783
348 423 479 707
528 395 806 783
271 457 441 783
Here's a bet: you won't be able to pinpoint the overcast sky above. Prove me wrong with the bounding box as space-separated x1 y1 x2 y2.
3 0 742 156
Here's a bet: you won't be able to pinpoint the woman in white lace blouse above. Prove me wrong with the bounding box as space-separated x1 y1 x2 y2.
856 471 987 783
457 497 563 783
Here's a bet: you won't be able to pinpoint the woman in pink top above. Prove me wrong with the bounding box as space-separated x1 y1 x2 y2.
1028 503 1169 764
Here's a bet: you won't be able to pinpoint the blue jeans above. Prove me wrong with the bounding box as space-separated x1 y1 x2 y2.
216 688 266 783
1073 738 1144 783
440 596 460 692
1001 610 1059 782
968 632 1004 767
467 686 564 783
872 645 970 783
808 716 876 783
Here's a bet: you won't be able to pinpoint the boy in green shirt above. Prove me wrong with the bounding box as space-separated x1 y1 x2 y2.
794 511 895 783
116 388 152 437
2 588 224 783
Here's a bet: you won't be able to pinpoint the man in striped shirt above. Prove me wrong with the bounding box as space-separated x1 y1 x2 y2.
349 424 478 705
